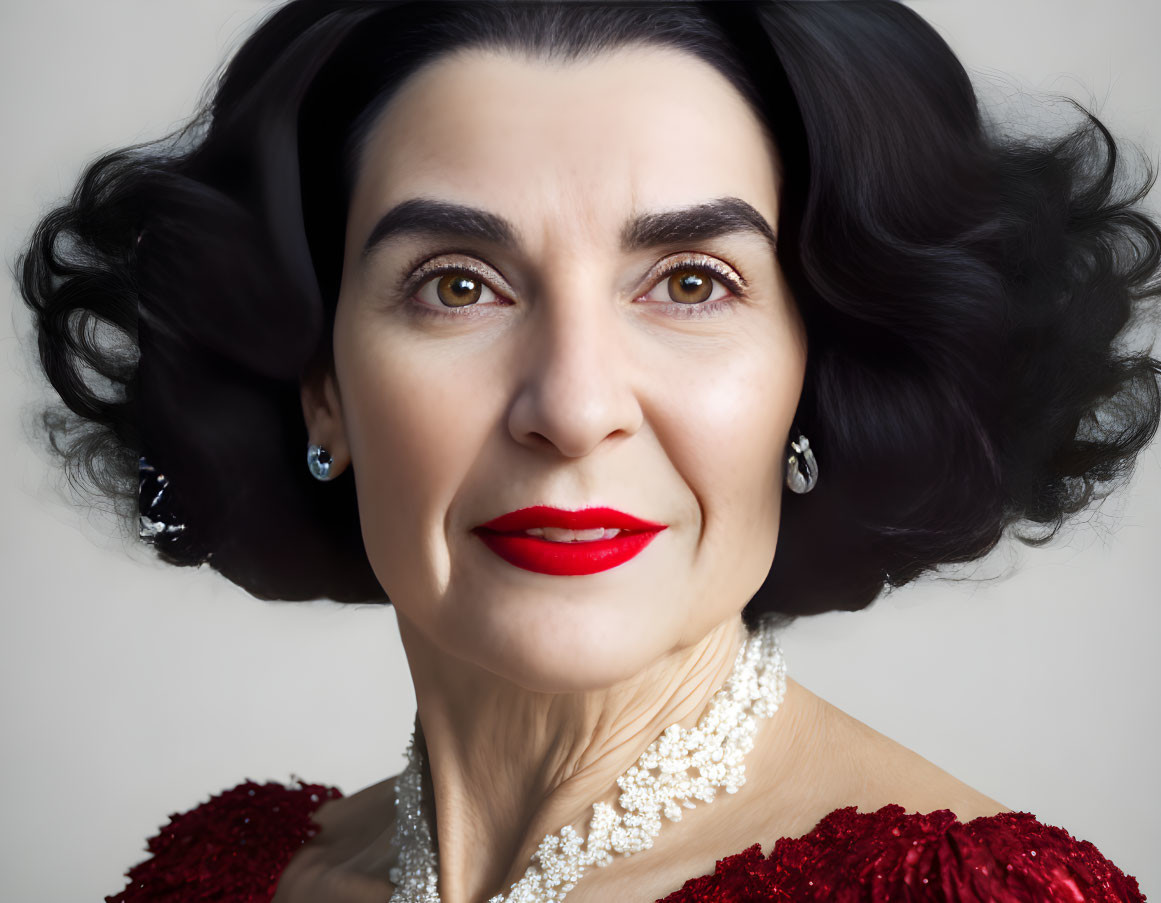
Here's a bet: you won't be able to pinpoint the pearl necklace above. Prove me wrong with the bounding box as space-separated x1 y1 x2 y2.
385 617 787 903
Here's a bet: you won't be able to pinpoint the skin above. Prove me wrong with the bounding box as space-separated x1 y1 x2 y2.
291 45 1009 903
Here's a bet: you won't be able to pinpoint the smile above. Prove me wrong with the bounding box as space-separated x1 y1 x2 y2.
472 506 668 576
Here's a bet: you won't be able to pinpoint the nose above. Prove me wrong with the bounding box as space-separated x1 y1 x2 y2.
506 275 644 458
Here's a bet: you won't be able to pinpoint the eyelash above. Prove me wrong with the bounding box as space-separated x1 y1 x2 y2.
396 252 748 321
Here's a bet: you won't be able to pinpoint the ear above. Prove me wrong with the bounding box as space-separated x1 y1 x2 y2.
300 363 351 479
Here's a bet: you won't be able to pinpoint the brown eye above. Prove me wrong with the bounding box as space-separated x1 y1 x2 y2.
406 259 505 316
436 272 483 307
638 255 743 318
667 269 713 305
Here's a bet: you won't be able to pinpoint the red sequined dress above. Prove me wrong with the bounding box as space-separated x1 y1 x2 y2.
105 778 1146 902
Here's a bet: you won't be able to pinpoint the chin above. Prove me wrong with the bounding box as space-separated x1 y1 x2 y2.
442 589 685 694
392 532 752 693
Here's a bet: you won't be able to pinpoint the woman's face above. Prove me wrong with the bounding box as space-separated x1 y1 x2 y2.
306 45 806 691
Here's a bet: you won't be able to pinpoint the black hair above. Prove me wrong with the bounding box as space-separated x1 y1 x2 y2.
16 0 1161 626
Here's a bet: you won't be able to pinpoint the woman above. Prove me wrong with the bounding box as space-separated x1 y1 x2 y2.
10 0 1159 900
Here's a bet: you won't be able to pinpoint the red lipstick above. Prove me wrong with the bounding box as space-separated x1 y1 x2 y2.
473 506 667 576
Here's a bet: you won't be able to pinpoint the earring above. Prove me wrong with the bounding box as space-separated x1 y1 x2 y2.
138 455 187 539
785 434 818 494
307 443 336 481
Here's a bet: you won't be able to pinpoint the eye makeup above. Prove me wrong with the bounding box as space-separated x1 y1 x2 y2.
390 248 752 322
638 251 749 320
396 251 515 316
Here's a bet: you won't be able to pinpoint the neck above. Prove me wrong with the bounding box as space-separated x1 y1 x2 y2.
395 612 750 903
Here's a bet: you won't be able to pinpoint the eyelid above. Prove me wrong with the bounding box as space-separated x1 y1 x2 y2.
640 251 749 297
399 252 515 304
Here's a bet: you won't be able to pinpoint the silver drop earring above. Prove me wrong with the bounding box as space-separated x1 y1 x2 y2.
306 443 336 481
785 434 818 494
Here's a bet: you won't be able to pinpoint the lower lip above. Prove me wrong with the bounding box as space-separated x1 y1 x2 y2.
472 529 665 576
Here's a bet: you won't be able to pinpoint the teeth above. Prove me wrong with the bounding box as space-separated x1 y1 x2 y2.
524 527 623 542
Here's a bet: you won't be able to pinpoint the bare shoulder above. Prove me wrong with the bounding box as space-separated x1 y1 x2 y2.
312 773 399 834
794 679 1013 823
272 776 399 903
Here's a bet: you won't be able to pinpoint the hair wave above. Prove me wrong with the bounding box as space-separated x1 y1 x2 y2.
16 0 1161 623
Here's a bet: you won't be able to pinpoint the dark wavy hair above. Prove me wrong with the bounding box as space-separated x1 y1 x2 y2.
16 0 1161 625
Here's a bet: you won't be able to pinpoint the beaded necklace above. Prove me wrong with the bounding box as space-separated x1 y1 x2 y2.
385 618 787 903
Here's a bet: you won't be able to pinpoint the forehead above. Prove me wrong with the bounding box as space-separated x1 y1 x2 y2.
346 45 781 249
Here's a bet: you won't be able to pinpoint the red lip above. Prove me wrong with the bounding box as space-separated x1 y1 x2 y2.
476 505 666 533
473 506 668 576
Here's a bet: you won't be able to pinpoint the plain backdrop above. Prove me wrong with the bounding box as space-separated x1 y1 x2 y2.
2 1 1159 899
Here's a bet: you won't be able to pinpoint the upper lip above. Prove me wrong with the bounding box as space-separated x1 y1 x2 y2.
475 505 667 533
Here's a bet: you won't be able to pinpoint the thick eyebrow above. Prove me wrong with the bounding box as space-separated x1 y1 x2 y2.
360 196 777 260
622 197 777 253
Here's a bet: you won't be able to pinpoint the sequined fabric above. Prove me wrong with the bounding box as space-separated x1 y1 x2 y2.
106 781 1145 902
657 805 1146 902
105 778 341 902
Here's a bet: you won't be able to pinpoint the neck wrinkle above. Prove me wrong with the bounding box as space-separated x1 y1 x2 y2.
400 615 750 903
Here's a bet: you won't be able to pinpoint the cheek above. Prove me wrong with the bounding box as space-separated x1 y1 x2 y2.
334 327 491 599
665 329 803 563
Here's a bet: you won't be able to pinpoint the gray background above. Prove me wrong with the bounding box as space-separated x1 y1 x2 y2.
2 1 1158 899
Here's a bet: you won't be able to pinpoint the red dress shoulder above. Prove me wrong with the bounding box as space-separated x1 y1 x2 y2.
659 804 1146 902
105 777 341 902
107 782 1146 902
